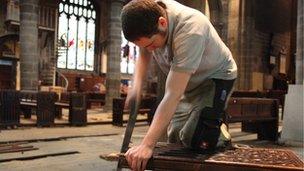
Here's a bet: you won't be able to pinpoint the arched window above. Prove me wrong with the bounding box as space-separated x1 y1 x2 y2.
121 32 139 74
57 0 96 71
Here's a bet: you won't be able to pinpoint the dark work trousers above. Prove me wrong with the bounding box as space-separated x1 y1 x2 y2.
167 79 235 148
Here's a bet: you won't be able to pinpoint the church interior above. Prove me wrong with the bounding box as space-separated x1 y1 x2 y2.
0 0 303 170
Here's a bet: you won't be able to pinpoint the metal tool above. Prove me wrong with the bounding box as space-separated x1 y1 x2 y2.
116 96 141 170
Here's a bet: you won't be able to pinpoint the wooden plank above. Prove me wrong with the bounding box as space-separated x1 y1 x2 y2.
119 143 304 171
0 146 38 154
0 142 27 148
55 102 69 108
0 151 79 163
20 102 37 107
0 133 118 144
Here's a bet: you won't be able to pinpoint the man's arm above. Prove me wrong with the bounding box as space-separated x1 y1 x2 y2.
125 70 191 171
125 48 151 108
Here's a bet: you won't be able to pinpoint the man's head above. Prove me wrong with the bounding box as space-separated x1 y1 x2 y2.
121 0 168 51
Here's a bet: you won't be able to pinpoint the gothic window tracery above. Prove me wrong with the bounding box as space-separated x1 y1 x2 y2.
121 32 139 74
57 0 96 71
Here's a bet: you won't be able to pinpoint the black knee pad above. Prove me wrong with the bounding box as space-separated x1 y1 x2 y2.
191 107 223 152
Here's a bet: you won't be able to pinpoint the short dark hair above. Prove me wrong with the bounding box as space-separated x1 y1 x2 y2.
121 0 166 41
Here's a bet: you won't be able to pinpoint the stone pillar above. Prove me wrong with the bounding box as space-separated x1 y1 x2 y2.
179 0 203 11
236 0 256 90
227 0 240 79
19 0 39 90
208 0 223 39
296 0 303 84
104 0 124 111
220 0 229 44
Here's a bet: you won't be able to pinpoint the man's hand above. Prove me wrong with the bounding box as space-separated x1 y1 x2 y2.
125 144 153 171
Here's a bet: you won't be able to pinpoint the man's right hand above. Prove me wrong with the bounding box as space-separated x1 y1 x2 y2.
125 144 154 171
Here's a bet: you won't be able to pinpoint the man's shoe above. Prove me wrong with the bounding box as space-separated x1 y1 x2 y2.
216 123 232 149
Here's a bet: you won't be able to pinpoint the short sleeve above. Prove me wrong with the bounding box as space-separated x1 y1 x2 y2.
171 34 206 73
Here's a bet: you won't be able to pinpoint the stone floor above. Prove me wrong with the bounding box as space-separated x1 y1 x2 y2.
0 108 303 171
18 108 149 125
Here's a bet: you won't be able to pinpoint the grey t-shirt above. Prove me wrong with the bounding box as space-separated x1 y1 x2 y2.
149 0 237 93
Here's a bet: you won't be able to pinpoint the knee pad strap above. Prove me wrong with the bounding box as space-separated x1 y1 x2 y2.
191 107 223 151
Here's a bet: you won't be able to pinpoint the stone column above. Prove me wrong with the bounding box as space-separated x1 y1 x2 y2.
179 0 203 11
227 0 241 80
104 0 124 111
220 0 229 44
296 0 303 84
19 0 39 90
236 0 256 90
208 0 224 41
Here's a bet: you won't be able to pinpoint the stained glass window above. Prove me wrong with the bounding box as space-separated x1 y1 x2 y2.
121 32 139 74
57 0 96 71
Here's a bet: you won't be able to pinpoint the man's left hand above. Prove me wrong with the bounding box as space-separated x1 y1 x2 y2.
124 144 153 171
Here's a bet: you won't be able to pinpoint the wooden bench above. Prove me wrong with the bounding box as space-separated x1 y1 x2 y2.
54 92 87 126
19 91 57 126
55 92 70 118
0 90 20 127
0 90 87 127
226 97 279 141
19 90 38 119
86 92 105 109
264 90 287 114
112 96 157 126
36 92 57 126
232 90 266 98
232 90 287 113
69 93 87 126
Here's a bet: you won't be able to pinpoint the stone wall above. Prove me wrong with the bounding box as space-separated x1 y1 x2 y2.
296 0 303 84
271 32 292 74
227 0 297 90
231 0 256 90
253 31 270 72
227 0 240 70
0 2 5 35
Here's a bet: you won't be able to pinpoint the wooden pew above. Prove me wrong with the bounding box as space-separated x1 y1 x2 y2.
232 90 287 113
19 90 37 119
112 96 157 126
69 93 87 126
1 90 86 127
0 90 20 127
86 92 105 109
55 92 87 125
55 92 70 118
226 97 279 141
232 90 266 98
36 92 57 126
19 91 58 127
265 90 287 114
